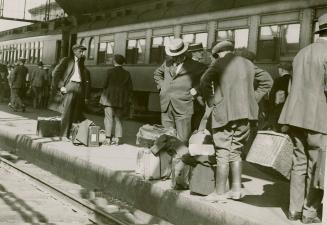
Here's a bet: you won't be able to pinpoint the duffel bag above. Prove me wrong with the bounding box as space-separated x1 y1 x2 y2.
136 124 176 148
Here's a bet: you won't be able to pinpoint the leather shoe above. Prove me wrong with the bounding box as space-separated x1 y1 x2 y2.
287 211 302 221
302 216 321 224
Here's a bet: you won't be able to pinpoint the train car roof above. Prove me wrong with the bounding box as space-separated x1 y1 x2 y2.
56 0 288 16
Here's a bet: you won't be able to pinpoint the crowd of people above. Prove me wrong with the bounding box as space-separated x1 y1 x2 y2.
0 58 52 112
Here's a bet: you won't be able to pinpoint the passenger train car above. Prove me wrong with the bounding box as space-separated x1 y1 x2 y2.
0 0 326 115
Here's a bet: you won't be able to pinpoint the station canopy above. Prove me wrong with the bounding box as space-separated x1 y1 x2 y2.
55 0 286 16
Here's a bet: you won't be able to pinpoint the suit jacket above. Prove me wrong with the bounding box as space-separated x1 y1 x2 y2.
99 66 133 108
30 67 47 87
200 53 273 129
153 58 207 114
52 57 91 100
11 65 28 89
279 38 327 134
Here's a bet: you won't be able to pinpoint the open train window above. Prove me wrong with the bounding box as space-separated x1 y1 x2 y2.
313 21 319 42
150 36 173 64
217 28 249 48
88 37 95 60
126 39 146 64
257 23 300 62
98 41 115 64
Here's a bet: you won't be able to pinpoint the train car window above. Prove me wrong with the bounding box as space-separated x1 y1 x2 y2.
150 36 174 64
88 37 95 60
217 28 249 48
257 23 300 61
126 39 146 64
35 42 39 63
39 42 43 62
98 41 115 64
313 22 319 42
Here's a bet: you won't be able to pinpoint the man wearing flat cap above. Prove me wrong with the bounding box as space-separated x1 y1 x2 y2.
153 38 207 143
52 44 91 138
278 13 327 224
200 40 272 202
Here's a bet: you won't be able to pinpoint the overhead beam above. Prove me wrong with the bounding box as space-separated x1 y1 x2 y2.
0 16 40 23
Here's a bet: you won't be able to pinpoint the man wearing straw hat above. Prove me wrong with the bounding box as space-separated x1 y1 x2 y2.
278 13 327 224
153 38 207 143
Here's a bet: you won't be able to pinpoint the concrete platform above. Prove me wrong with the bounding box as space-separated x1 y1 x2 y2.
0 103 321 225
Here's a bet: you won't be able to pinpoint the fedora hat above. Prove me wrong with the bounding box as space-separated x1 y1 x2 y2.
315 13 327 34
165 38 188 56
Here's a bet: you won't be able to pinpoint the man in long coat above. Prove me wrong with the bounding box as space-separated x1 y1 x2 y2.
30 61 46 109
9 58 28 112
52 44 91 138
201 40 272 201
278 14 327 224
153 38 207 143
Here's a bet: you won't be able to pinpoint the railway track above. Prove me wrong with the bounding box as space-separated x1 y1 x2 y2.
0 155 130 225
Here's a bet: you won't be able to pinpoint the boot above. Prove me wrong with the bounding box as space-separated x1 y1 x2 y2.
204 163 230 202
229 161 244 200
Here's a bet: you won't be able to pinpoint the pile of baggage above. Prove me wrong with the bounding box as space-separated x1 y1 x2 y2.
135 124 217 195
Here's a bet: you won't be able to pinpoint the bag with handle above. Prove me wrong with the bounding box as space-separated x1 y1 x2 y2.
136 124 176 148
188 105 215 156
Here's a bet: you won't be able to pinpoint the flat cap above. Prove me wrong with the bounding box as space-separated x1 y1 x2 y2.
188 43 203 52
211 40 234 54
72 44 87 51
278 62 292 72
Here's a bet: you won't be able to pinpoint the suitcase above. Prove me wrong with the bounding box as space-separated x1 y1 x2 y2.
73 120 100 147
136 124 176 148
171 157 190 190
190 164 215 196
246 130 293 179
135 148 172 180
36 116 61 137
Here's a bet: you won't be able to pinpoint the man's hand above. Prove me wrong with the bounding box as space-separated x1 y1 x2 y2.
196 96 205 107
60 87 67 94
280 125 290 133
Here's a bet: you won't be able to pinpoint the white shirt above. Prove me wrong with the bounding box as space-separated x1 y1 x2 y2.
69 56 81 82
175 62 183 74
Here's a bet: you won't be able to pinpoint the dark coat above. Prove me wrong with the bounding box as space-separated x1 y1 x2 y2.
153 58 207 115
52 57 91 100
279 38 327 134
268 74 291 129
30 67 47 87
99 66 133 108
200 53 273 129
11 65 28 89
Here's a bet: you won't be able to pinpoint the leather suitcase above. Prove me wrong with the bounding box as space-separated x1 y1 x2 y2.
246 131 293 179
190 164 215 196
74 120 100 147
36 116 61 137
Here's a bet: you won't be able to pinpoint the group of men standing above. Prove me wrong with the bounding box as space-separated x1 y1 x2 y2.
154 13 327 224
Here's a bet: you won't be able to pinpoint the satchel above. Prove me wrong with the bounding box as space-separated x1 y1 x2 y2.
188 105 215 156
136 124 176 148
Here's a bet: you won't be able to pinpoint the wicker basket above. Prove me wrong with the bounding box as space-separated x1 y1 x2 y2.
246 130 293 179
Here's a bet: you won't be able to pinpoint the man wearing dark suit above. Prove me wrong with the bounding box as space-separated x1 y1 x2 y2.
278 14 327 224
153 38 207 143
201 40 272 202
9 58 28 112
0 63 8 102
100 54 133 145
30 61 47 109
52 44 91 138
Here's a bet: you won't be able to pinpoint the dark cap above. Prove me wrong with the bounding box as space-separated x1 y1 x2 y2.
72 44 87 51
114 54 126 65
188 43 203 52
278 62 292 72
37 61 44 67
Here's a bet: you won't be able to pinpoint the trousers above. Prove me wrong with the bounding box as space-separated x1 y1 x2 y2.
61 82 85 138
288 126 324 217
10 88 25 110
212 119 250 164
104 106 123 138
161 104 192 143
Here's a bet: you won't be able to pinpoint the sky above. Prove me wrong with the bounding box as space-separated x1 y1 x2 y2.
0 0 48 31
